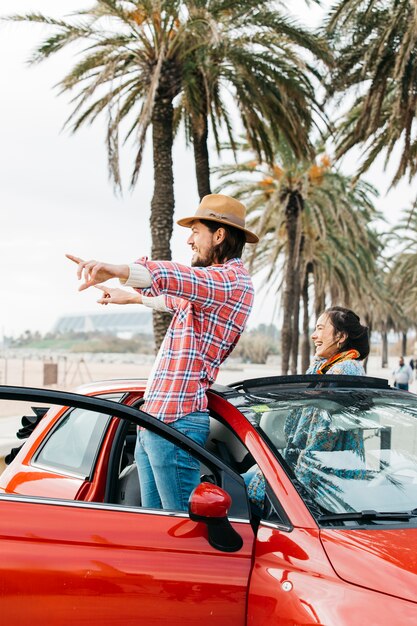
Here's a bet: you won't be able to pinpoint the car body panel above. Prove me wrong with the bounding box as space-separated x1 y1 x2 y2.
248 524 417 625
0 494 254 626
320 528 417 603
74 379 146 396
0 466 84 499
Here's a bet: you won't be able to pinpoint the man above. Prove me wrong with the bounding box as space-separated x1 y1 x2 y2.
67 193 258 511
392 356 413 391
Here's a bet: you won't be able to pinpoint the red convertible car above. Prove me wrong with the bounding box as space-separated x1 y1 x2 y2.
1 375 417 625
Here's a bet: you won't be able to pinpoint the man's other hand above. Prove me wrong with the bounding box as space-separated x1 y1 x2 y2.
95 284 141 305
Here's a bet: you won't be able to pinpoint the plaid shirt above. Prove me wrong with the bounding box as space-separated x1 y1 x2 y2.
136 257 254 423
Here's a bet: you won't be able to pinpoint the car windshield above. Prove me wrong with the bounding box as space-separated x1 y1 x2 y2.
234 388 417 516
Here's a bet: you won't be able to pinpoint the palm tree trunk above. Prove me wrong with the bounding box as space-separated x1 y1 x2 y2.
191 114 211 199
363 315 372 374
382 327 388 368
290 270 301 374
281 191 303 375
301 269 311 373
150 92 175 350
402 331 407 356
314 291 326 320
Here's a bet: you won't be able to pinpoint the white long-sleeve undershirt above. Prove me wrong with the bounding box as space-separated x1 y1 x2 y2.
121 263 169 312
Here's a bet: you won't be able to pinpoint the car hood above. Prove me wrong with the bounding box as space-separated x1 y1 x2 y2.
320 528 417 603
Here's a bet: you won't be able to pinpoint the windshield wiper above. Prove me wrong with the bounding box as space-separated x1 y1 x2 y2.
318 509 417 523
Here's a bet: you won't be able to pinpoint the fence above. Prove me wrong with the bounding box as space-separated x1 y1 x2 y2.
0 356 94 389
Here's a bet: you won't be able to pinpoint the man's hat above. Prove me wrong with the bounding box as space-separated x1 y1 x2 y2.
177 194 259 243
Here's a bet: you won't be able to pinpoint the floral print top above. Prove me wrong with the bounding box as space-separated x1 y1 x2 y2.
308 356 365 376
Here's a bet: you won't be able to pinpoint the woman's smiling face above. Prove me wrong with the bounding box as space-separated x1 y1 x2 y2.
311 313 345 359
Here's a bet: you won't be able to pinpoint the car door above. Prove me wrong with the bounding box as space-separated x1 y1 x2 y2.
0 386 255 626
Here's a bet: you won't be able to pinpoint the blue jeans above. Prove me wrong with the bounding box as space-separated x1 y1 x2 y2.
134 411 210 511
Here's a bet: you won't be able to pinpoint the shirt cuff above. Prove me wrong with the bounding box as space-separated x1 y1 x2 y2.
142 295 169 312
121 263 152 288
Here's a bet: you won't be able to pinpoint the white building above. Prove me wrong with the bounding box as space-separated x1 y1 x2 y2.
53 311 153 338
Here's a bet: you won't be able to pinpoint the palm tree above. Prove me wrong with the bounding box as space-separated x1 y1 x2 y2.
370 265 406 368
216 141 384 373
9 0 330 347
175 3 331 197
325 0 417 186
387 207 417 340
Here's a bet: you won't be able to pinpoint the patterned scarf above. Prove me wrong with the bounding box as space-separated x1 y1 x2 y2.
316 349 360 375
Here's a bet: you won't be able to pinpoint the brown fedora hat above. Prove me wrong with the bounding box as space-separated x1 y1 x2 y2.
177 194 259 244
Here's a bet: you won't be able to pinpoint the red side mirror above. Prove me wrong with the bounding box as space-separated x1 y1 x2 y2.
189 482 232 519
189 482 243 553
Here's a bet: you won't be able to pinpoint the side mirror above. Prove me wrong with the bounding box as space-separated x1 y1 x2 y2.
188 482 243 553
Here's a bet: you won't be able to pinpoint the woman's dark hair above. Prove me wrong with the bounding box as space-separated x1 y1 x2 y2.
200 219 246 262
325 306 370 360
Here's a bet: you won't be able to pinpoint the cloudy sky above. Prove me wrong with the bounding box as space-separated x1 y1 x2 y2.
1 1 415 338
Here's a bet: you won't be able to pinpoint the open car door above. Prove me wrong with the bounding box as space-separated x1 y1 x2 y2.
0 387 255 626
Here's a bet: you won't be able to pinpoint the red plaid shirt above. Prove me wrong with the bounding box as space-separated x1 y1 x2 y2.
136 257 254 423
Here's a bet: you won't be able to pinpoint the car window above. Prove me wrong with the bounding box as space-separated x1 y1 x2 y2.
33 393 124 478
235 391 417 517
34 407 111 478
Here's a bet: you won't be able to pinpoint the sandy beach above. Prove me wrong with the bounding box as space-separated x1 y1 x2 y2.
0 354 277 416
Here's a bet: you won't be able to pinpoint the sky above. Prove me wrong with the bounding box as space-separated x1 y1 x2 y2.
1 0 416 338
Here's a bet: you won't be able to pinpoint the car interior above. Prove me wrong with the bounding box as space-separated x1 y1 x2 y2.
106 406 257 519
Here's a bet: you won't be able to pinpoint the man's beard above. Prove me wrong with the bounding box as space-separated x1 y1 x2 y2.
191 247 218 267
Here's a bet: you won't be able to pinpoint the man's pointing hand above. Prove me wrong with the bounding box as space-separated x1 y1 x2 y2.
66 254 129 291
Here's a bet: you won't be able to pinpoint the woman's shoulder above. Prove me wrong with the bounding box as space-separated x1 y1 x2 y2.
307 357 326 374
326 359 365 376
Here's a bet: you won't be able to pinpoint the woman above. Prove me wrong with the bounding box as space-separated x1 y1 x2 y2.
307 306 369 376
246 306 370 517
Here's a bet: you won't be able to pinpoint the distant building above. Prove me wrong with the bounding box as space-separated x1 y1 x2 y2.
53 311 153 338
